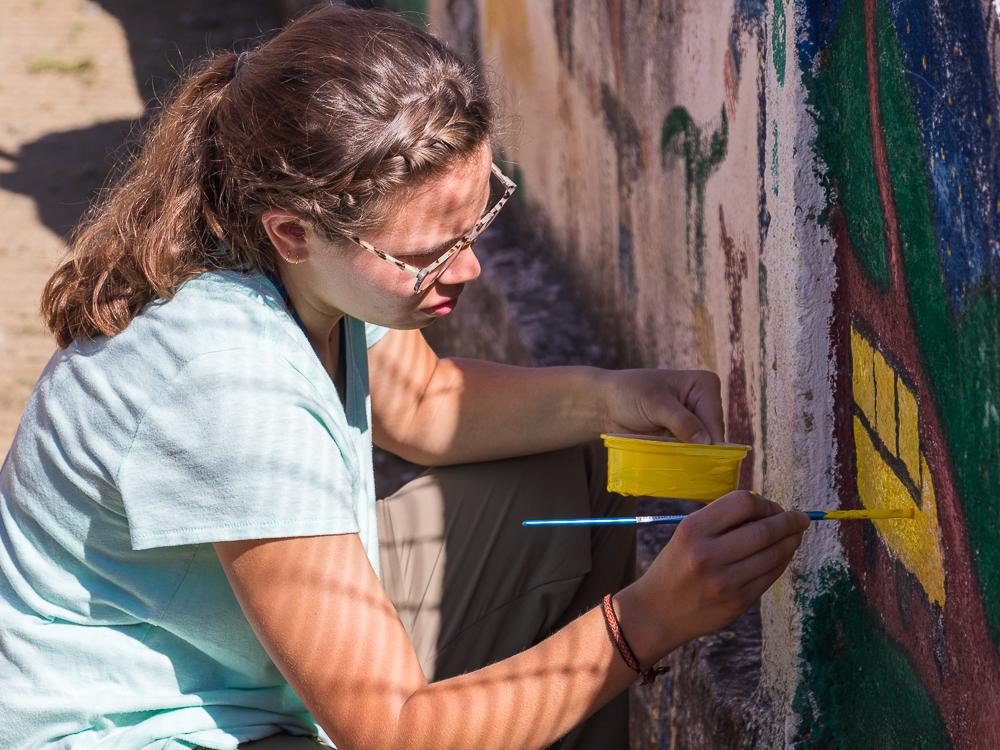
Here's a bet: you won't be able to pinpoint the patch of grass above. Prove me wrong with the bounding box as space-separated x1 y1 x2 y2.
26 55 94 75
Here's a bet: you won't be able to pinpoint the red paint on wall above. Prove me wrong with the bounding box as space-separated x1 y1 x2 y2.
720 206 754 488
829 2 1000 745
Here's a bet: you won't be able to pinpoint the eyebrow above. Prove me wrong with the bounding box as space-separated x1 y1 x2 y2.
397 236 464 258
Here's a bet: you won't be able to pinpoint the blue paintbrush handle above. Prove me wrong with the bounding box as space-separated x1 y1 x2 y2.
522 515 686 526
522 511 887 527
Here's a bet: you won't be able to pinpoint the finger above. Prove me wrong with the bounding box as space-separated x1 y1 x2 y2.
724 530 804 583
686 371 725 444
717 510 810 563
689 491 777 535
739 558 796 604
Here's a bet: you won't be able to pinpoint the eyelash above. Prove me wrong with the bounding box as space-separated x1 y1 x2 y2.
410 250 444 264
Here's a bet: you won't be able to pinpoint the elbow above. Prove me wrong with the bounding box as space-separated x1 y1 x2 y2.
389 689 448 750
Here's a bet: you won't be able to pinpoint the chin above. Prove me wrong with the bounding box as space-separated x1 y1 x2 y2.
351 303 446 330
370 315 434 331
408 316 440 330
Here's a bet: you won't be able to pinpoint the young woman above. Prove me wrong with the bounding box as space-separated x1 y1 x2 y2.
0 5 809 749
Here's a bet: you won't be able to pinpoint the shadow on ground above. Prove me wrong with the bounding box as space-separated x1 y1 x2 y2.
0 1 281 242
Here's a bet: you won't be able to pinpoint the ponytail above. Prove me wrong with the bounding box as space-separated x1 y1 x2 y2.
42 52 239 347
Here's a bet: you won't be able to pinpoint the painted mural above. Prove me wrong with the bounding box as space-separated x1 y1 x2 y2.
398 0 1000 746
794 0 1000 747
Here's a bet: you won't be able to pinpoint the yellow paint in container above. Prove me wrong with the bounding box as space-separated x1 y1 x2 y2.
601 433 751 501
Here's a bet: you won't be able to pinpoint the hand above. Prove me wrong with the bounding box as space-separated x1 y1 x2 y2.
598 368 725 444
615 491 809 663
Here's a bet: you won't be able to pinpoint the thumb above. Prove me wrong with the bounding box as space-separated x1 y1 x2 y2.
657 400 712 444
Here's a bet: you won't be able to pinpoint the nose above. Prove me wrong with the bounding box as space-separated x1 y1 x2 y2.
438 244 481 286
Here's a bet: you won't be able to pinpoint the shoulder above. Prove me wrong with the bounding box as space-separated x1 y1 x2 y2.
70 268 318 392
30 269 322 457
143 269 300 355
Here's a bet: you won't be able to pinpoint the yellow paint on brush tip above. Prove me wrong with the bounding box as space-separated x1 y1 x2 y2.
821 508 915 520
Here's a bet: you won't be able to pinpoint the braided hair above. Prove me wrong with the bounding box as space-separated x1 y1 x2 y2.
42 3 493 347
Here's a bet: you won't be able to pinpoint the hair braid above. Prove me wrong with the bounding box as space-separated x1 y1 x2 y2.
42 5 493 346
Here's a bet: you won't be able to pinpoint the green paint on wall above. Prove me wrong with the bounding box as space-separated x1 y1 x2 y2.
660 106 729 290
376 0 428 25
871 0 1000 647
803 0 1000 714
773 0 786 86
810 0 890 289
792 565 951 749
510 163 526 207
493 148 525 208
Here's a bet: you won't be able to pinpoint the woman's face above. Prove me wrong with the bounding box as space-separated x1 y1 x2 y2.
282 142 493 331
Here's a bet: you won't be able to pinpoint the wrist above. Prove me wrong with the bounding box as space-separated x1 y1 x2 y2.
611 582 676 669
589 367 618 435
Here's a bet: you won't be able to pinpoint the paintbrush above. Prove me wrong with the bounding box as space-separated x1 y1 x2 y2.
521 507 915 527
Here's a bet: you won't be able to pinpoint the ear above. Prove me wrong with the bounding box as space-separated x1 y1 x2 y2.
261 209 312 265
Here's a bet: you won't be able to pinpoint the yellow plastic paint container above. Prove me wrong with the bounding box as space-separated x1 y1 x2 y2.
601 433 751 502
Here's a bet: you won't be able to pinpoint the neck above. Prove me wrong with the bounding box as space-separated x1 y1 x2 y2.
275 267 345 359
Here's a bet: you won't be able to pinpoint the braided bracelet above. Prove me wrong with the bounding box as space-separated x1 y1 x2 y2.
601 593 669 685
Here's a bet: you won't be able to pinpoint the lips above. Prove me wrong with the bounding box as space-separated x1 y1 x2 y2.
423 297 459 315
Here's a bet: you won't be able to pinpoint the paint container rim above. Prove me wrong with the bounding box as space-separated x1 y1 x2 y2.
601 433 751 458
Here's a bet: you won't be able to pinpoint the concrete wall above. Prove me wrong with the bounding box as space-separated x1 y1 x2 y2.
410 0 1000 747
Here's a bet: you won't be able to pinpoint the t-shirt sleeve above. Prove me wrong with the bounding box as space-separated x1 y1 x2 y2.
117 349 359 550
364 322 391 349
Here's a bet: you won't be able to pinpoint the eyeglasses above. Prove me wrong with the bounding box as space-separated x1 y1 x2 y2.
347 163 517 294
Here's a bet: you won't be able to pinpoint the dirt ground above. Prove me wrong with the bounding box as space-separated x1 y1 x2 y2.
0 0 281 455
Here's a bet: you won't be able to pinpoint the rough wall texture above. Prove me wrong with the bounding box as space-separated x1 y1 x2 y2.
793 1 1000 748
408 0 1000 747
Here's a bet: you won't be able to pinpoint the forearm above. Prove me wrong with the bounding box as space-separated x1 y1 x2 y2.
391 585 664 750
388 357 610 465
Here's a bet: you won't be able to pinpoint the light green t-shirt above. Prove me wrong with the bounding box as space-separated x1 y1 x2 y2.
0 269 389 749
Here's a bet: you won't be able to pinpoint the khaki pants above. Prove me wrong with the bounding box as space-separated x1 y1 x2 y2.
244 443 637 750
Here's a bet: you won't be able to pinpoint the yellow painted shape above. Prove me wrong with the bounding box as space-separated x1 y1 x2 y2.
873 348 897 452
850 326 876 423
896 378 921 486
822 508 914 520
854 417 946 606
692 299 719 373
483 0 535 89
601 434 750 501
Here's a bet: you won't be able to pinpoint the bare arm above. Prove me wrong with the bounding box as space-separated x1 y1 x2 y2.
214 492 809 750
369 328 724 466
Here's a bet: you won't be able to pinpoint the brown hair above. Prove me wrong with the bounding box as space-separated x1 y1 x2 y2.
42 3 493 347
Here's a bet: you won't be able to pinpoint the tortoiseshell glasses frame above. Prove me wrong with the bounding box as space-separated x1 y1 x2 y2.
347 163 517 294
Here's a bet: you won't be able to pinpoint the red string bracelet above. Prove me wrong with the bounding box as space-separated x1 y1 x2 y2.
601 593 669 685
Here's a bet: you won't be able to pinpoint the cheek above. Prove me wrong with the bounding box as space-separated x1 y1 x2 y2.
349 258 419 308
368 264 415 298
